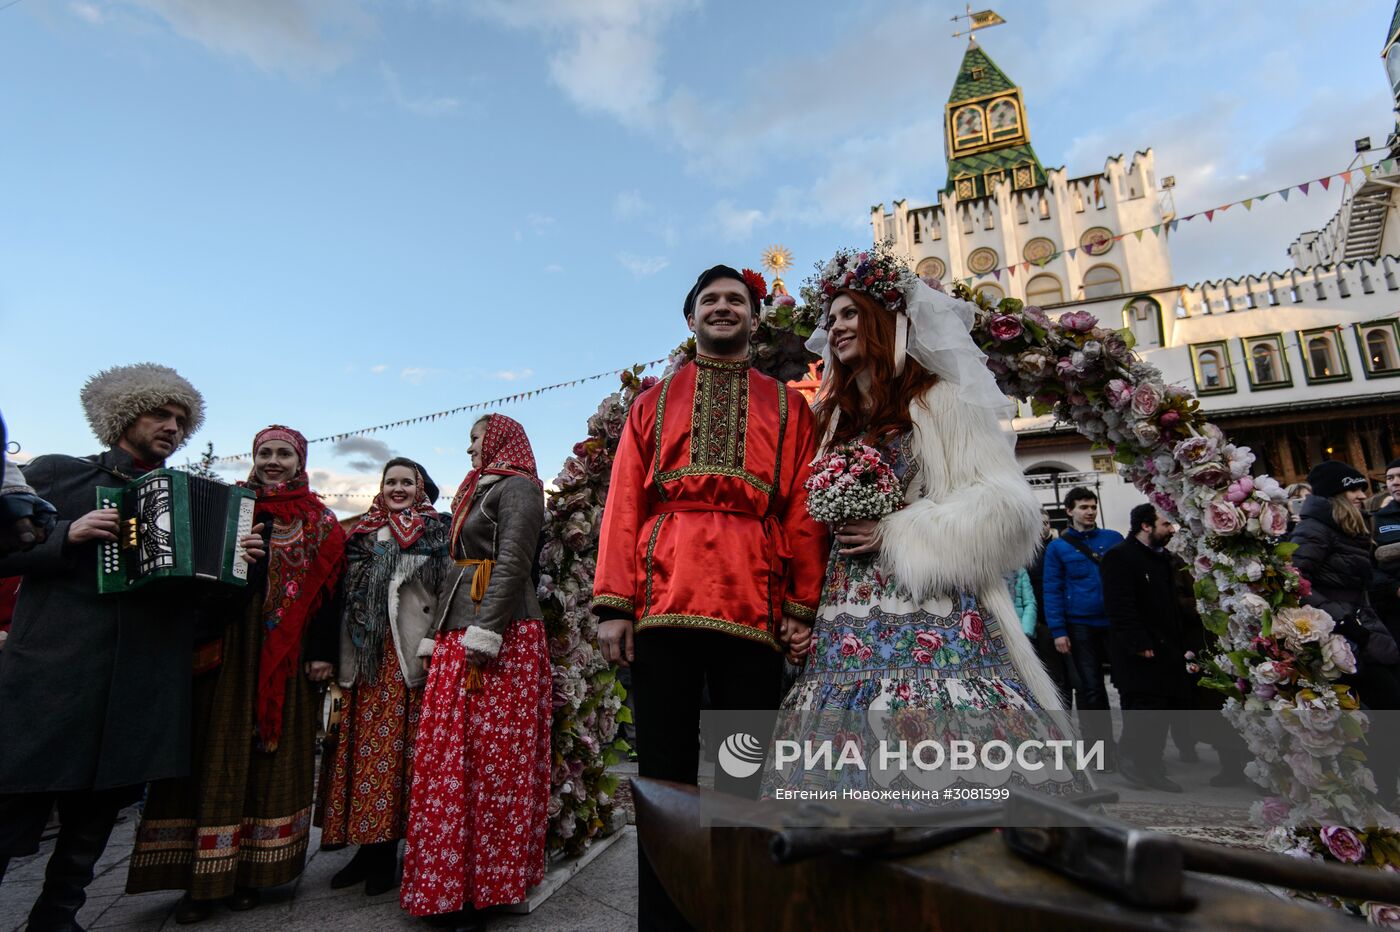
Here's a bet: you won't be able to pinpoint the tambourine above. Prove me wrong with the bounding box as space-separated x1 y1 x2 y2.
320 683 345 741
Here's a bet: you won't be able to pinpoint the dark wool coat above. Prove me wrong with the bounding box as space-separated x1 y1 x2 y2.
1291 495 1399 667
1100 537 1188 700
0 449 221 793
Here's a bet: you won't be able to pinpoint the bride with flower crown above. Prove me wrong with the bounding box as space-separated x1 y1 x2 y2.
773 245 1082 795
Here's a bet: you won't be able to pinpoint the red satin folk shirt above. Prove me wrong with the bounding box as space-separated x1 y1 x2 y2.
592 356 829 649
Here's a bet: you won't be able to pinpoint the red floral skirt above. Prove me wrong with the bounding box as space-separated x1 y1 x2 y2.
316 636 422 845
400 620 551 915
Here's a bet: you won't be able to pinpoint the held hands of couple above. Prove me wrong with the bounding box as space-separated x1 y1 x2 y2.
778 614 814 664
597 615 814 666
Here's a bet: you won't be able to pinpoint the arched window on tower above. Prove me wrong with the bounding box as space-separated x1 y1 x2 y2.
1082 264 1123 299
1025 274 1064 306
1120 296 1162 348
1365 327 1398 372
1190 341 1234 393
1298 326 1351 384
1251 343 1277 383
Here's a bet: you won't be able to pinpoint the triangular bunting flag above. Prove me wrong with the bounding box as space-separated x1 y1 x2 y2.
1067 247 1078 259
1299 182 1310 196
1258 192 1271 203
1169 220 1179 233
1279 188 1290 201
1182 213 1196 222
1205 210 1214 221
1134 229 1144 241
1218 204 1230 213
1319 177 1331 191
1243 198 1253 210
1007 265 1016 278
1341 171 1352 185
1363 164 1374 179
1383 159 1395 172
994 269 1003 281
1152 224 1161 235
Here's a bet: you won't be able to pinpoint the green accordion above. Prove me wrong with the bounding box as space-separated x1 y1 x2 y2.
96 469 256 595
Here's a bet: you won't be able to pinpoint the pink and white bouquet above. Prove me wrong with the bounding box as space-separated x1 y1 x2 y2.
804 442 901 526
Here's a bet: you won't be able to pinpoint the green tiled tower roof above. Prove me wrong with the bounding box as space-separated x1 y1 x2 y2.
948 42 1015 103
941 40 1047 199
1388 0 1400 52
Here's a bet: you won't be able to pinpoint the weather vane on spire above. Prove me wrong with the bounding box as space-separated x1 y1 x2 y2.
951 5 1005 41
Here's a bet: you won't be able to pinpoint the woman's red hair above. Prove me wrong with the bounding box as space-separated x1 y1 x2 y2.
813 288 939 447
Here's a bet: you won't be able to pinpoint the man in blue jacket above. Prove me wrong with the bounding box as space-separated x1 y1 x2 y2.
1043 487 1124 769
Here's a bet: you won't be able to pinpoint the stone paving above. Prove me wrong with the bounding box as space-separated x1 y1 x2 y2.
0 815 638 932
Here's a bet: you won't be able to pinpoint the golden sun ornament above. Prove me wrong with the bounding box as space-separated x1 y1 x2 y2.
761 245 793 277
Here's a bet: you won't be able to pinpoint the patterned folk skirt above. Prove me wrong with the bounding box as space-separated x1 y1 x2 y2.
400 620 552 916
316 636 422 846
126 600 318 899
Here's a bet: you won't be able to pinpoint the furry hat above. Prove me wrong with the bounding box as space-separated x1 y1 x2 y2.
80 363 205 451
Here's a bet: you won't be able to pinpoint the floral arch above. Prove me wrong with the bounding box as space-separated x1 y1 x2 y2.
534 271 1397 917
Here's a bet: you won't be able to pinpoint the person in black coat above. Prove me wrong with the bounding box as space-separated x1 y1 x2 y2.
1101 504 1189 793
1293 460 1400 798
1027 512 1076 709
0 365 262 932
1371 457 1400 640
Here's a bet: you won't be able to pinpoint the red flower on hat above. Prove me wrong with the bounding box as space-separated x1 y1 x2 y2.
741 268 768 301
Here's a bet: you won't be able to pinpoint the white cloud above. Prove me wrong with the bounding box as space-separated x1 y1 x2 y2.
379 62 460 117
710 199 766 242
117 0 375 75
613 189 650 220
400 366 439 384
462 0 694 125
70 2 104 24
370 363 387 374
494 368 535 381
617 252 669 276
544 263 564 274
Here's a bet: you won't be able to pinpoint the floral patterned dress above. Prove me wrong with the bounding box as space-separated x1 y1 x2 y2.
777 431 1082 795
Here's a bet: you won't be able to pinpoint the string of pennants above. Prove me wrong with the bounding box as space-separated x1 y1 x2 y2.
209 356 671 464
960 158 1397 286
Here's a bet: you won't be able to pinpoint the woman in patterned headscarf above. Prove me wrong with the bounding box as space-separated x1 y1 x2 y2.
316 457 449 896
401 414 551 932
127 425 346 923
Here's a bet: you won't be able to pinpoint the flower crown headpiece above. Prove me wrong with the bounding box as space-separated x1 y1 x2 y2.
807 240 920 315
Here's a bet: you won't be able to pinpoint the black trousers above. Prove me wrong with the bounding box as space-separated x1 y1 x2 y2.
1068 623 1116 760
630 627 783 932
1118 692 1174 776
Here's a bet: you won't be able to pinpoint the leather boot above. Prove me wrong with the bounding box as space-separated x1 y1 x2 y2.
25 804 120 932
330 844 374 890
362 841 400 897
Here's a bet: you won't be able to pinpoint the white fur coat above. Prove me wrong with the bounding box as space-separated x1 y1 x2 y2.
875 379 1063 712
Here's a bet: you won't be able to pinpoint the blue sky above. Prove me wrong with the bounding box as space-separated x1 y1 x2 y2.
2 0 1393 510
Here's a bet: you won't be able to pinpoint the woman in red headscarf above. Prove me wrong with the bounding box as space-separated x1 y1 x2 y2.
127 425 346 922
316 457 449 896
401 414 551 932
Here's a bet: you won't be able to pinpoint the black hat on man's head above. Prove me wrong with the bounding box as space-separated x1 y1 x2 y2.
1307 460 1368 500
683 265 760 320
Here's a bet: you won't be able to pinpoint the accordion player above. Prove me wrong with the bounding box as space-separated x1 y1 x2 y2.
97 469 256 594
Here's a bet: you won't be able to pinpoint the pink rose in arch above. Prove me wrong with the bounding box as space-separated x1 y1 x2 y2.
1059 310 1097 332
912 648 934 665
1259 502 1291 537
960 611 986 642
1130 383 1164 418
1203 500 1245 536
988 314 1024 342
839 633 861 657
